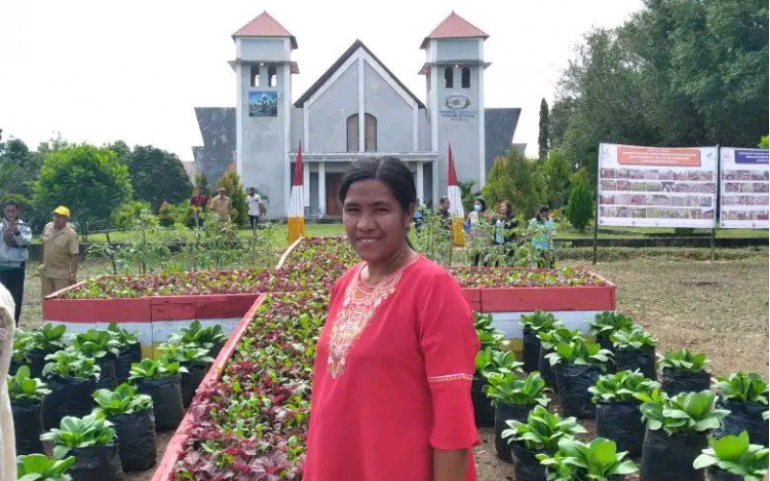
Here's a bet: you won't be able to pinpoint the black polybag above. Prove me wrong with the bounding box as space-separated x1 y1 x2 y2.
471 374 494 427
115 343 142 386
538 347 556 390
706 467 744 481
715 400 769 446
96 353 117 390
494 402 534 462
596 335 616 373
522 327 540 373
29 348 54 378
137 374 184 431
614 346 657 379
43 373 97 430
510 441 548 481
67 444 124 481
554 364 602 418
661 368 711 396
181 361 210 407
209 340 225 359
11 399 44 454
110 410 157 471
640 428 707 481
596 401 645 456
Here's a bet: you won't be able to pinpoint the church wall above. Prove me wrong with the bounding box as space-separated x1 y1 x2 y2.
418 111 431 151
291 108 303 149
435 39 481 61
308 64 359 152
237 38 286 61
363 62 413 152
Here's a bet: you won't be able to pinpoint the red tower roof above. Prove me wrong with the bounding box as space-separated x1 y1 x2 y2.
421 12 489 49
232 11 298 49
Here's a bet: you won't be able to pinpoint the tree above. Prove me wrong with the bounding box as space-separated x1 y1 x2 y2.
105 140 131 164
32 144 133 233
538 98 550 162
193 172 209 192
542 149 573 208
125 146 193 211
760 135 769 149
482 149 546 219
564 168 594 232
217 169 247 227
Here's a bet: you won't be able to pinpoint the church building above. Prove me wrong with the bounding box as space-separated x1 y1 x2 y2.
192 11 522 218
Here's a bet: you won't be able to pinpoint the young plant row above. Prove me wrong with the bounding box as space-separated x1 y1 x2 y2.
8 321 227 480
473 311 769 481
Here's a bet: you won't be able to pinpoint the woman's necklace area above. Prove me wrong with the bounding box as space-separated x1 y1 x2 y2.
360 250 419 286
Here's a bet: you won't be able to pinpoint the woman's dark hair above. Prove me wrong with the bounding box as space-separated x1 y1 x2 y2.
4 200 19 210
500 200 513 219
475 196 487 212
339 157 416 212
536 205 550 222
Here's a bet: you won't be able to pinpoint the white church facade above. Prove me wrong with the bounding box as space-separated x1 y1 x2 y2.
193 11 521 218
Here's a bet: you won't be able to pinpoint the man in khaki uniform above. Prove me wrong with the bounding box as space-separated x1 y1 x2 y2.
40 206 79 298
209 187 233 222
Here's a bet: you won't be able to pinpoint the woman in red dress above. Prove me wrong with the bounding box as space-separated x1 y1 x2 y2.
304 157 480 481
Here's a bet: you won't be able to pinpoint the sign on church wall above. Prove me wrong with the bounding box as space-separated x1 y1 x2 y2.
249 91 278 117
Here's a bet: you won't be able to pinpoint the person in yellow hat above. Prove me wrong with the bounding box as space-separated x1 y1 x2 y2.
39 206 80 298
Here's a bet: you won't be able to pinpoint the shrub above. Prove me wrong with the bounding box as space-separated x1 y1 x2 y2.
564 168 594 232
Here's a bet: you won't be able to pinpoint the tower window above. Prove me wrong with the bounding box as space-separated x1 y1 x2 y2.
250 65 260 87
444 67 453 88
346 113 378 152
268 65 277 87
462 67 471 88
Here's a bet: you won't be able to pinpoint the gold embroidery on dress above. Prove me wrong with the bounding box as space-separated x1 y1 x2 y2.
327 259 417 379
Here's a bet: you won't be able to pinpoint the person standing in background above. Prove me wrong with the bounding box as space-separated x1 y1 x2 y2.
437 196 451 232
190 185 210 227
246 187 263 231
0 200 32 325
209 187 233 223
528 205 557 268
40 206 80 298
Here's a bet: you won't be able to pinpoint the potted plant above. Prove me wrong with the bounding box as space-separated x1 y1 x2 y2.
546 338 613 418
16 453 76 481
474 346 522 427
168 319 227 358
27 324 68 378
8 365 51 454
640 389 730 481
519 311 559 373
107 322 142 385
158 340 215 407
536 324 577 387
484 371 550 462
610 326 657 379
588 311 634 353
502 405 587 481
129 357 187 431
40 413 124 481
589 369 660 456
72 329 121 390
41 348 101 429
693 431 769 481
94 383 157 471
471 313 504 427
714 372 769 446
658 348 712 396
474 312 505 350
536 437 639 481
11 328 35 376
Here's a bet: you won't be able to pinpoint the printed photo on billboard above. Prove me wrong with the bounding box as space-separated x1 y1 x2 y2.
719 147 769 229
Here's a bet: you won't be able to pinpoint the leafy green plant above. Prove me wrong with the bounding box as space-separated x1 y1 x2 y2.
168 320 226 350
537 325 580 351
589 370 660 403
658 348 710 373
588 311 634 338
12 328 35 364
41 413 117 459
546 338 613 370
483 371 550 407
475 347 524 379
16 453 76 481
93 383 153 417
715 372 769 405
158 340 215 365
564 169 595 233
7 365 51 402
640 389 730 435
72 329 120 360
42 349 100 379
520 311 559 333
29 324 67 352
537 437 638 481
474 312 504 350
106 322 140 352
128 358 187 382
693 431 769 481
610 326 657 349
501 405 586 452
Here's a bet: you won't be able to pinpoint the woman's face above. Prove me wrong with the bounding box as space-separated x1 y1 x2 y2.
500 203 509 216
474 201 482 211
343 179 413 265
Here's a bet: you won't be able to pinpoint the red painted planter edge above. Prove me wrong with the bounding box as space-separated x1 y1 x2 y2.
150 294 266 481
478 283 616 313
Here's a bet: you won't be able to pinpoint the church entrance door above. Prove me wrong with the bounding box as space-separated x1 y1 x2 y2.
326 173 343 217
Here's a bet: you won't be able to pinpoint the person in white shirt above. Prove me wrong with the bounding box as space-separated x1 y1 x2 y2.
246 187 263 231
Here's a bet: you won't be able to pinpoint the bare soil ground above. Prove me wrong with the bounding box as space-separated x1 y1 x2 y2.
16 254 769 480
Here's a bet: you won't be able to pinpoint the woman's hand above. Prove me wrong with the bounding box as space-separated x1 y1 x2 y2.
433 448 468 481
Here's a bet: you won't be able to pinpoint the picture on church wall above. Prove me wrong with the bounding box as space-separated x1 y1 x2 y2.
248 91 278 117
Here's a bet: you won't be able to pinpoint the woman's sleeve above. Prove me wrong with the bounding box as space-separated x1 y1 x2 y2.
418 270 481 450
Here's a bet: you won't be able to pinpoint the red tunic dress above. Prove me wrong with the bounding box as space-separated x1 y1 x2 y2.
304 256 480 481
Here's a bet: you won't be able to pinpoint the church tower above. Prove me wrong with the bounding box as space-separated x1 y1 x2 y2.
231 12 298 217
420 12 489 197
